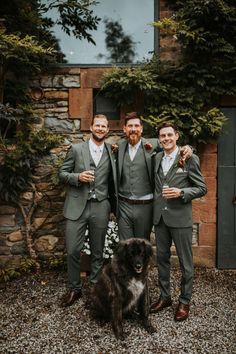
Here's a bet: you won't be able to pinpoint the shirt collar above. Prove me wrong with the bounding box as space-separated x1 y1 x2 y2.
89 139 104 152
128 139 142 150
163 146 179 160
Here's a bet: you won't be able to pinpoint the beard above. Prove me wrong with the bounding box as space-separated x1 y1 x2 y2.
92 132 106 142
127 132 141 146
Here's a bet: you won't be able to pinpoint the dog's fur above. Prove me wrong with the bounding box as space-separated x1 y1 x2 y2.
90 238 155 340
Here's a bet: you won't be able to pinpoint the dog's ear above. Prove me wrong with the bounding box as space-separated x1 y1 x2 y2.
142 240 153 258
115 241 127 260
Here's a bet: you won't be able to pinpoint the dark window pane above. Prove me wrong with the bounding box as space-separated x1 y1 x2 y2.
93 90 119 120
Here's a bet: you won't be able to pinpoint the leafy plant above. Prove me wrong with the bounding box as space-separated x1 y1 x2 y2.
0 256 66 283
100 0 236 144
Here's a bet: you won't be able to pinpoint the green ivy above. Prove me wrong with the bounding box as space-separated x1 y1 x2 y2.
0 110 63 203
100 0 236 144
0 256 66 283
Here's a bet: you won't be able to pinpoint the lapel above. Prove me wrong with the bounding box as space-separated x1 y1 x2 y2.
97 145 107 167
105 143 117 180
142 138 152 181
118 140 127 181
81 141 91 171
154 152 164 186
164 147 181 183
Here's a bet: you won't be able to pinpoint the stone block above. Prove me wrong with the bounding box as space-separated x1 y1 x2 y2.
11 242 26 255
44 117 74 132
44 91 68 99
0 206 16 215
34 235 58 252
0 215 15 228
8 230 23 242
46 107 68 113
41 76 53 87
52 75 80 88
0 247 11 256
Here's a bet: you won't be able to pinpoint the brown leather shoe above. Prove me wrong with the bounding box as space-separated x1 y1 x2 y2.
60 290 82 308
174 302 190 321
150 297 172 313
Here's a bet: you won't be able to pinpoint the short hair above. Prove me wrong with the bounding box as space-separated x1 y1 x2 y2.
124 112 143 126
91 114 109 126
157 121 178 136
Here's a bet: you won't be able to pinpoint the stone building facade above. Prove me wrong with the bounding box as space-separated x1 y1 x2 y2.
0 0 222 270
0 65 216 269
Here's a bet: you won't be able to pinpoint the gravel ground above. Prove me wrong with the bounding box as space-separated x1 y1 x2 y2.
0 266 236 354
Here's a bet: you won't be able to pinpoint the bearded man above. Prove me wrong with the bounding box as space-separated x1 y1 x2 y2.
59 114 117 307
117 112 192 241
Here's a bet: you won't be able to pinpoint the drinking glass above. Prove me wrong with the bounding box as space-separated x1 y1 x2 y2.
162 183 169 210
88 168 95 197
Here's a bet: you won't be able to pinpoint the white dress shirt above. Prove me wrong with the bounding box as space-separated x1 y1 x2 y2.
128 140 142 161
161 146 179 176
89 139 104 166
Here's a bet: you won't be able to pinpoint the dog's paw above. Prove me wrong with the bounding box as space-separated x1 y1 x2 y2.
114 331 125 341
144 322 156 334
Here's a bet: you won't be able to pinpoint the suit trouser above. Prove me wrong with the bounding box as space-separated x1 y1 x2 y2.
65 199 110 291
154 217 194 304
118 200 153 240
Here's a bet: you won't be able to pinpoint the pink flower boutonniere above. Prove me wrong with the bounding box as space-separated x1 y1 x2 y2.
144 142 153 150
111 143 119 153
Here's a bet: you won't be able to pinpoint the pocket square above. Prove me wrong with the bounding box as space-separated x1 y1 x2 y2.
176 168 186 173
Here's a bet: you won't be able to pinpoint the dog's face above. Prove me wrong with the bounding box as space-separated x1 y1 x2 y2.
115 238 153 275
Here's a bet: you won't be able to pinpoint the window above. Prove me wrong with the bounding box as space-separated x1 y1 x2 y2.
44 0 157 64
93 89 119 120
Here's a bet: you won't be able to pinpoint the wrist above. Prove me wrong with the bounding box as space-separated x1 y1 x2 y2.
180 190 185 199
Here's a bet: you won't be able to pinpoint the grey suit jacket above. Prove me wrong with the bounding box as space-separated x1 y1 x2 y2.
153 149 207 228
117 137 162 191
59 141 118 221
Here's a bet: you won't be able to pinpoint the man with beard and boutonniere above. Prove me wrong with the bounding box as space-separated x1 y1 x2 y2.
116 112 193 241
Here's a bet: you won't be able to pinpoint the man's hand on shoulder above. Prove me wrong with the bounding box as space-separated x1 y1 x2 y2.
180 145 193 161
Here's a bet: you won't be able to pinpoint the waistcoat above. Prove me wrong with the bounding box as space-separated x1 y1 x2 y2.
119 146 152 197
88 147 111 201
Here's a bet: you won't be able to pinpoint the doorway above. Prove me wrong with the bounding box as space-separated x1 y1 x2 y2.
217 107 236 268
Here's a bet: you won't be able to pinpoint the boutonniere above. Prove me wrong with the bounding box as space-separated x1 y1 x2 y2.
111 143 119 153
144 142 152 150
176 156 185 169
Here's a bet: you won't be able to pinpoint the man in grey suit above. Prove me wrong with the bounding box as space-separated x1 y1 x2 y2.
150 122 207 321
59 114 117 307
117 112 192 241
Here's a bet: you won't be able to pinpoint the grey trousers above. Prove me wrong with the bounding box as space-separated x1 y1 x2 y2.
65 199 110 291
118 199 153 240
154 217 194 304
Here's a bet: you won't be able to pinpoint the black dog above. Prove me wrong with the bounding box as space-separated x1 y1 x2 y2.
90 238 155 340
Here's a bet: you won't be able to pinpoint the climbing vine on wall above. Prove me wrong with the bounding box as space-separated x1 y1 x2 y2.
100 0 236 144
